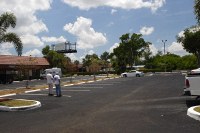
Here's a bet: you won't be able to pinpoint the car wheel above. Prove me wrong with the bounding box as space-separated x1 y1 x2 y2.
136 74 140 77
123 74 127 77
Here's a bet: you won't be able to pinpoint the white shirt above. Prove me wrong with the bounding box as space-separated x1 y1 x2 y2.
46 73 53 84
54 74 60 85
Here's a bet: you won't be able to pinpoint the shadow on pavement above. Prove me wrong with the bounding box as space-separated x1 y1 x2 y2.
186 99 200 108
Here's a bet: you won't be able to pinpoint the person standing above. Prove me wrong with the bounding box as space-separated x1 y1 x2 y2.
54 72 62 97
46 71 54 96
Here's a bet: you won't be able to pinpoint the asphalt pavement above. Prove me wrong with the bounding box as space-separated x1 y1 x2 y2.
0 73 200 133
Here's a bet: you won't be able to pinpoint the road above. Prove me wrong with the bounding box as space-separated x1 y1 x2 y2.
0 73 200 133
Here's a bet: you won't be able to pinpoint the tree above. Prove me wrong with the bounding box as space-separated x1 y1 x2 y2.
0 12 23 56
74 60 80 72
100 51 110 69
180 55 197 69
42 45 50 56
100 51 109 61
111 33 150 73
194 0 200 24
177 26 200 66
82 54 101 72
42 45 71 74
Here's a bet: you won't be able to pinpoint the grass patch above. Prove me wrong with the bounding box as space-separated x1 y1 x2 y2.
194 107 200 113
0 99 36 107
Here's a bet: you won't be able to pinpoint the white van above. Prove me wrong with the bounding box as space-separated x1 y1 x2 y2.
40 68 62 79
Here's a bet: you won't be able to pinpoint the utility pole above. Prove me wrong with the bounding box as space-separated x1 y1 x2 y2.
162 40 167 55
162 40 167 72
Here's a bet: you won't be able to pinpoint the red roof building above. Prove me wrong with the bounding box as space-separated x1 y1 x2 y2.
0 55 49 69
0 55 50 82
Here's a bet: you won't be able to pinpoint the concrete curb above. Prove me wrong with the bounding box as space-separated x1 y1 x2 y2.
0 93 16 98
187 106 200 121
0 99 41 111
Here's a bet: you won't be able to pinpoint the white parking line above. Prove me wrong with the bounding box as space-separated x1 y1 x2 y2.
64 84 74 87
25 89 41 93
21 93 72 97
83 84 113 86
45 87 55 89
63 90 90 92
64 86 103 89
21 94 47 96
76 82 85 85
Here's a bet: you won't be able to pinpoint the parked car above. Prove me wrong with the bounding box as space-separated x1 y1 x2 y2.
121 70 144 77
191 68 200 74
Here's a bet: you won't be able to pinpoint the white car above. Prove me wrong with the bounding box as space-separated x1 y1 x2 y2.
121 70 144 77
191 68 200 74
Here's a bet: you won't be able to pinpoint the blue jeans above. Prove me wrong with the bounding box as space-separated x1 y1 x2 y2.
55 84 61 96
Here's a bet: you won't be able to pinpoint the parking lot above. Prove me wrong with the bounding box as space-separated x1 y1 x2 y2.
0 74 200 133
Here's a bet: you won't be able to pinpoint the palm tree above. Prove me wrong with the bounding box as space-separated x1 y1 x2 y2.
0 12 23 56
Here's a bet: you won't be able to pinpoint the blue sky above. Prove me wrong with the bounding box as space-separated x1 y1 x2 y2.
0 0 197 61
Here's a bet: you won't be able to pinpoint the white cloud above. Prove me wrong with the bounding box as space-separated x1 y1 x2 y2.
111 9 117 15
178 31 184 38
42 36 67 43
0 0 52 51
109 43 119 53
167 42 188 56
65 53 78 61
64 16 107 49
13 20 48 35
149 44 158 55
177 26 200 38
62 0 165 12
21 34 44 47
0 43 13 55
88 50 95 55
140 26 154 36
23 49 42 57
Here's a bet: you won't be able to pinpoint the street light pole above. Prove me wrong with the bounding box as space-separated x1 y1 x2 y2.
162 40 167 72
162 40 167 55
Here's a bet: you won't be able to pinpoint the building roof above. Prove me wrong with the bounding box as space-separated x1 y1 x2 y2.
0 55 49 66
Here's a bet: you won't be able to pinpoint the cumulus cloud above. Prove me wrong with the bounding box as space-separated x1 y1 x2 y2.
167 42 188 56
0 0 52 50
62 0 165 12
149 44 158 55
64 16 107 49
109 43 119 53
21 34 44 47
42 36 67 43
65 53 78 61
0 43 13 55
140 26 154 36
22 49 42 57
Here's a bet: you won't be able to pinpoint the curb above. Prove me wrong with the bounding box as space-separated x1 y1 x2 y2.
0 93 16 98
187 106 200 121
0 99 41 111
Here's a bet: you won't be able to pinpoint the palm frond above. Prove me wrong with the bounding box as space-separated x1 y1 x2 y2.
1 33 23 56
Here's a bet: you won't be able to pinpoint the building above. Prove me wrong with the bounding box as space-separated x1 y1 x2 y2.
0 55 49 83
